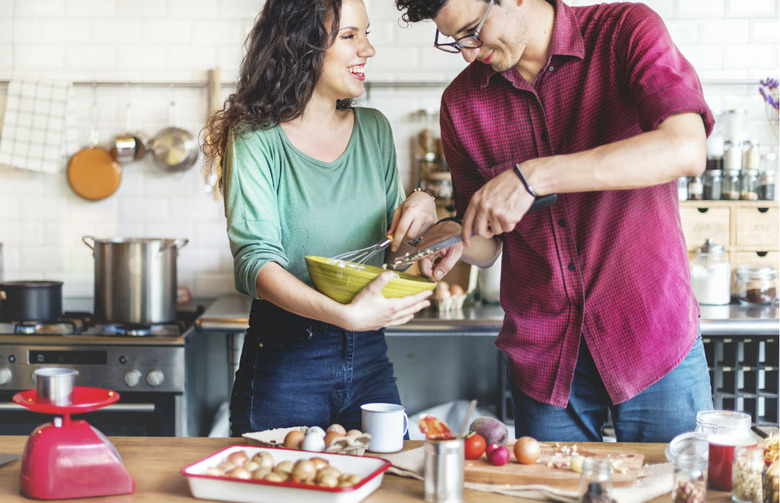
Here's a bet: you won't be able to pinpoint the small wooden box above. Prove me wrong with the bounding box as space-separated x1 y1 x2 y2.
680 206 730 251
734 206 779 247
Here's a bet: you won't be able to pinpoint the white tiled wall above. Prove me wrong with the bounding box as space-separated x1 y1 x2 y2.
0 0 778 299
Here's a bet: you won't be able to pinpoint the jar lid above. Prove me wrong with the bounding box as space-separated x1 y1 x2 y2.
665 431 709 464
703 169 722 176
697 238 725 254
696 410 752 434
723 169 740 175
735 265 777 280
741 169 759 175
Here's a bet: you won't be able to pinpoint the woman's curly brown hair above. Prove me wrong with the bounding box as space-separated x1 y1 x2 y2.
202 0 347 191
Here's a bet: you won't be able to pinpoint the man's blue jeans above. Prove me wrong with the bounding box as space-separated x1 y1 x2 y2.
510 331 714 442
230 301 402 436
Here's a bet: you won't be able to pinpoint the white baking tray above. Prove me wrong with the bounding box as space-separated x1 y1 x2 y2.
182 445 390 503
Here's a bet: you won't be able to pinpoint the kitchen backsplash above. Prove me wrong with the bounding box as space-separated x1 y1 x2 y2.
0 0 777 298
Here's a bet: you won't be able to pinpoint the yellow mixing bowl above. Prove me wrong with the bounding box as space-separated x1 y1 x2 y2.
305 256 436 304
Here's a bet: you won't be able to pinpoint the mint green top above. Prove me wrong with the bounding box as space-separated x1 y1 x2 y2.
224 107 405 299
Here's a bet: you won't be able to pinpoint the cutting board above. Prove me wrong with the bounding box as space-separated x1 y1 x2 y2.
464 443 644 490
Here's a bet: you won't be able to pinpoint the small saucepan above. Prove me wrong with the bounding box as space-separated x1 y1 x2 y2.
111 132 148 163
150 99 199 173
0 280 63 322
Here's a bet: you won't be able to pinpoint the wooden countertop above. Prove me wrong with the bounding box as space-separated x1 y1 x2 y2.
0 436 737 503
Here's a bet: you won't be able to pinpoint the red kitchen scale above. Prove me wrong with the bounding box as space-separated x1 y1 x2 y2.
12 387 135 499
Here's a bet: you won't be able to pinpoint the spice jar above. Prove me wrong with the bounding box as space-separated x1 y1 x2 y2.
743 141 761 172
733 444 764 503
706 131 725 171
758 169 776 201
725 141 743 171
735 265 777 305
579 457 613 503
690 239 731 305
696 410 755 491
688 175 703 201
673 452 707 503
702 169 723 200
722 170 742 200
741 169 760 201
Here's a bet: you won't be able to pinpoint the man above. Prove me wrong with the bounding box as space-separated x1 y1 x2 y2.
396 0 715 442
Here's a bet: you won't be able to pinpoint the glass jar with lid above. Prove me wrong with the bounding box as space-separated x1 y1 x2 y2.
673 452 707 503
696 410 755 492
758 168 776 201
722 169 741 200
702 169 722 200
689 239 731 305
735 265 777 305
724 141 743 171
732 444 764 503
741 169 760 201
579 457 613 503
688 175 703 200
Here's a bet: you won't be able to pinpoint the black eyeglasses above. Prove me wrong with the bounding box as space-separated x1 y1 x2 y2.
434 0 494 53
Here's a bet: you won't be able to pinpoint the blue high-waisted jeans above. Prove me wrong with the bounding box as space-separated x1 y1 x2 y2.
229 300 402 437
510 331 714 443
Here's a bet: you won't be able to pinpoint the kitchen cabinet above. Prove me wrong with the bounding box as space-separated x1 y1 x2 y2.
680 200 780 272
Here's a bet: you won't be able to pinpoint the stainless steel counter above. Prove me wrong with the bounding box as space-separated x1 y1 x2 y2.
195 294 779 337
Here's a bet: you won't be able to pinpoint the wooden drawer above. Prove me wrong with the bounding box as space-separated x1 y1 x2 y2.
735 206 779 247
734 251 780 269
680 206 730 251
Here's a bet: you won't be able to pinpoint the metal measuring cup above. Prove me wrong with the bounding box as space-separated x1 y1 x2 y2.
34 368 78 406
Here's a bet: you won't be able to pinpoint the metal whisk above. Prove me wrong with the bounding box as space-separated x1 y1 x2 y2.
331 237 393 265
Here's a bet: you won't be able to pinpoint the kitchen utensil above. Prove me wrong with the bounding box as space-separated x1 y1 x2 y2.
305 256 436 304
331 237 393 265
393 192 557 268
150 95 199 173
34 367 78 406
82 236 189 324
67 87 123 201
457 399 478 438
0 280 63 322
111 99 148 163
182 445 390 503
361 403 408 453
13 386 135 499
0 453 20 467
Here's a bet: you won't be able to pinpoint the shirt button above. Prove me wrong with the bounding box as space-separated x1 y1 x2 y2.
558 219 566 227
547 66 554 72
567 262 576 271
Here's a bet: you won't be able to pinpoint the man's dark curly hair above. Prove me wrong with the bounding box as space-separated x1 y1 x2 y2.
395 0 497 23
202 0 346 185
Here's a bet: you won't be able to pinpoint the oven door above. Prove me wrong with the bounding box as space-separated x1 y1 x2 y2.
0 391 183 436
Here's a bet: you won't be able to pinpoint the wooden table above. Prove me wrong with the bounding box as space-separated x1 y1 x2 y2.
0 436 735 502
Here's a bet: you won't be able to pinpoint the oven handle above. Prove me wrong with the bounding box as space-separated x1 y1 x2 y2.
0 403 156 412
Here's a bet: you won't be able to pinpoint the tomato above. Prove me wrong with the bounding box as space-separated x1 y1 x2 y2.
464 432 486 460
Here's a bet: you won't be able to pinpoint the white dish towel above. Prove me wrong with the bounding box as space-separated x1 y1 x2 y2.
0 79 76 174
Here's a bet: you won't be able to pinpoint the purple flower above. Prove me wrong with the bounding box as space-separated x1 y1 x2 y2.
759 77 780 110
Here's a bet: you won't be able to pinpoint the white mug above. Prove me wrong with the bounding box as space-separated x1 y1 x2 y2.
361 403 409 453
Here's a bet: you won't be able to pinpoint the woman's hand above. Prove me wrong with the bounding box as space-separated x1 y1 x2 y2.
387 190 437 252
340 272 432 331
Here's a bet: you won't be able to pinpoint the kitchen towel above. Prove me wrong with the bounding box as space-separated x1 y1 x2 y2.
0 79 76 174
383 446 674 503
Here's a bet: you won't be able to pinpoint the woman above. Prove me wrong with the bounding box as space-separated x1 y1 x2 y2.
203 0 437 436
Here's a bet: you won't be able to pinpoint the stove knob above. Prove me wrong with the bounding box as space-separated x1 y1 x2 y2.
146 369 165 387
0 367 12 386
123 369 142 387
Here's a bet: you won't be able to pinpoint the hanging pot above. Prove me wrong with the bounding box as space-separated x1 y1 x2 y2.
0 281 63 322
150 98 199 173
67 147 122 200
82 236 188 324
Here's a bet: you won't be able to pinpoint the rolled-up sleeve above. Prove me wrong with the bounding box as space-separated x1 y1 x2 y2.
223 128 289 299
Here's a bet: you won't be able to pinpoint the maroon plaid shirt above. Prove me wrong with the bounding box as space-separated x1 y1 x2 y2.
440 0 714 407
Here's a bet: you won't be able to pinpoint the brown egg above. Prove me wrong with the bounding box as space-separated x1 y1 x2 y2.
284 430 305 449
346 429 363 438
450 284 465 296
326 423 347 436
324 430 344 447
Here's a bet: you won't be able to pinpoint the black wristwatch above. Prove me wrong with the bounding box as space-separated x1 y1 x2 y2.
513 164 557 212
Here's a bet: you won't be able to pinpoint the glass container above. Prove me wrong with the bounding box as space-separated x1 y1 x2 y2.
688 175 703 201
763 460 778 503
579 457 613 503
741 169 760 201
758 169 776 201
732 444 764 503
696 410 755 491
735 265 777 305
703 169 723 200
725 141 743 171
678 176 689 201
689 239 731 305
673 452 707 503
743 141 761 172
722 170 742 200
